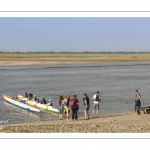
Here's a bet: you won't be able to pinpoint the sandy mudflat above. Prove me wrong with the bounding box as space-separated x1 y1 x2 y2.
1 112 150 133
0 58 101 67
0 56 150 67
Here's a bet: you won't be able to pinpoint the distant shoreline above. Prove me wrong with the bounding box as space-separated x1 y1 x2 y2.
1 54 150 67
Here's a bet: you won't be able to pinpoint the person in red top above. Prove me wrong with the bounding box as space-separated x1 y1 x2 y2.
23 92 28 98
70 95 79 121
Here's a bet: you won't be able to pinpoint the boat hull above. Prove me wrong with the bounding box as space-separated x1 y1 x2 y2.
18 95 59 113
3 94 41 113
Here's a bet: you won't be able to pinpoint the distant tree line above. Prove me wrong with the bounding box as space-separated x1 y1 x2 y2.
0 51 150 54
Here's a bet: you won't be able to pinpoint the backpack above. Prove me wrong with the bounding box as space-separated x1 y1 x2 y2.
83 97 89 105
71 99 77 106
95 95 100 102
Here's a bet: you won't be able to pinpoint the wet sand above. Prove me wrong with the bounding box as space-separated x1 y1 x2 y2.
1 112 150 133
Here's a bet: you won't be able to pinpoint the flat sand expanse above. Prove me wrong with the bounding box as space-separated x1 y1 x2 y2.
1 112 150 133
0 58 102 67
0 56 150 67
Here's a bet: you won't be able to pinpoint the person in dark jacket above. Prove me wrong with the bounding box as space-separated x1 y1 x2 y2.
70 95 79 121
41 98 47 104
83 93 90 120
135 90 141 112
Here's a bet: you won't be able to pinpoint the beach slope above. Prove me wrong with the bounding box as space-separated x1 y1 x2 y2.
1 112 150 133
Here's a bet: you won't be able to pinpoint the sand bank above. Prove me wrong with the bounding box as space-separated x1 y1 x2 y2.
0 56 150 67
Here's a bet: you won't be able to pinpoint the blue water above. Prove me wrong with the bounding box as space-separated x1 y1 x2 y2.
0 62 150 124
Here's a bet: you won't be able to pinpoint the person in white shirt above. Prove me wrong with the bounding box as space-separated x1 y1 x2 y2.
47 99 53 106
92 91 101 118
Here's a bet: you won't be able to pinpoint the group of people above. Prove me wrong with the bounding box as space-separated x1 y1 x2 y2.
59 89 142 121
23 89 141 121
59 91 101 121
23 92 53 106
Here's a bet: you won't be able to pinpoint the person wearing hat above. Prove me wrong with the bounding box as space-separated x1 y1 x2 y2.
83 93 90 120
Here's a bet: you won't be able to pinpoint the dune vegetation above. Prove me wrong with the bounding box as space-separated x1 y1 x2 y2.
0 53 150 60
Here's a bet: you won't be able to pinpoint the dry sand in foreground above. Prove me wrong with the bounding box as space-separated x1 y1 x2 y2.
1 112 150 133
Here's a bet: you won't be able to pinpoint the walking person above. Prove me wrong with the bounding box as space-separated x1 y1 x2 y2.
70 95 79 121
92 91 101 118
64 94 70 117
83 93 90 120
135 90 141 112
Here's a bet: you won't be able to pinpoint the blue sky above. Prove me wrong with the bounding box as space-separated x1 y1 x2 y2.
0 17 150 52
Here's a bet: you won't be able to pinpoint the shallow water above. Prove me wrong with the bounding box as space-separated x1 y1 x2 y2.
0 62 150 125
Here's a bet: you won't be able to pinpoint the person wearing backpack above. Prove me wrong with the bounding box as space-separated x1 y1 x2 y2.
135 90 141 112
70 95 79 121
83 93 90 120
92 91 101 118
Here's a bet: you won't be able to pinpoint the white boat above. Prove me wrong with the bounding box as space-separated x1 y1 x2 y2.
36 103 60 113
18 95 29 100
3 94 42 113
18 95 59 114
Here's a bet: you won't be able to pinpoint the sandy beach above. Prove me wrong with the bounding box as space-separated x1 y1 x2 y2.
1 112 150 133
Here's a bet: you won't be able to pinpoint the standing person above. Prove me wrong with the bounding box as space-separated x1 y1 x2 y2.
92 91 101 118
59 96 68 120
135 90 141 112
64 94 70 116
41 98 47 104
83 93 90 120
64 94 70 107
70 95 79 121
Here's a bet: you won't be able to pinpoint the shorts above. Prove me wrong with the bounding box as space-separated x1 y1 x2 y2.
59 108 64 114
93 103 99 110
84 104 90 111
